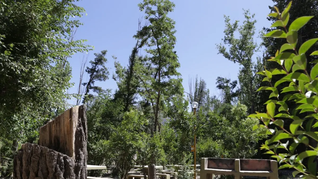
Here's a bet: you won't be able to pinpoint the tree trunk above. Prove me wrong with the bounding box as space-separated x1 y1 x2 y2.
14 105 87 179
14 143 76 179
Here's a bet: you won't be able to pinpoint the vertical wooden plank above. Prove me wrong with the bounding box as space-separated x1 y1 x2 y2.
270 160 278 179
38 106 81 158
234 159 240 179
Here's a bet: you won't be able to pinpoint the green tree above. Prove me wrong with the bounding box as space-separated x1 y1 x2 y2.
197 103 264 159
82 50 109 104
113 41 141 112
0 0 90 176
215 77 239 104
107 110 149 179
0 0 90 137
217 10 263 114
135 0 183 134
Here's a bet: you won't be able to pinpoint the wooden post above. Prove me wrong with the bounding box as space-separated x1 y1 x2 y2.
14 105 87 179
234 159 240 179
148 164 156 179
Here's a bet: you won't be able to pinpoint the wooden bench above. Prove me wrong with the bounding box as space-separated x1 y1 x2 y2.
200 158 278 179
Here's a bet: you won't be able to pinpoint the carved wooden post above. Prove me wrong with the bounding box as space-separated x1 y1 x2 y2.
14 105 87 179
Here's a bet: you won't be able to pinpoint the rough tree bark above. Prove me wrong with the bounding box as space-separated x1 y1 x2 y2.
13 105 87 179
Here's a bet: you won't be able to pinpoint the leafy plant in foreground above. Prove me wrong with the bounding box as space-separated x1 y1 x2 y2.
251 1 318 178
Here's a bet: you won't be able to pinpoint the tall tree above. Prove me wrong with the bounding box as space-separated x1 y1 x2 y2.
135 0 183 134
217 10 263 114
82 50 109 104
113 41 141 112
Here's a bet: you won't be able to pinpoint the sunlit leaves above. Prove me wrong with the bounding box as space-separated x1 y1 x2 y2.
310 63 318 79
280 43 294 52
256 3 318 177
266 102 276 118
286 30 298 48
264 30 287 38
289 16 314 32
299 38 318 55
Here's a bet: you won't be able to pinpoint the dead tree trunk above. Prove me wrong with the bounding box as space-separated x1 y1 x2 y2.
13 105 87 179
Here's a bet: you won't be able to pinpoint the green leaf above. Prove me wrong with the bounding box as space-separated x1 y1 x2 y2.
269 91 279 98
281 86 298 93
274 113 292 118
282 13 290 27
264 150 275 155
310 63 318 79
267 102 276 118
296 150 318 162
257 71 266 76
297 104 315 110
299 38 318 55
284 58 293 72
281 1 292 20
292 171 302 177
268 131 292 144
313 122 318 128
308 80 318 93
287 30 298 48
264 30 287 38
275 52 296 60
288 72 310 82
293 54 307 70
280 43 294 52
298 81 305 94
268 12 279 18
304 131 318 141
265 70 272 80
289 16 314 32
297 97 318 106
271 20 284 28
279 164 292 170
292 64 303 72
310 50 318 56
257 86 275 92
273 119 284 128
289 143 299 154
298 135 309 145
290 120 302 134
277 101 288 112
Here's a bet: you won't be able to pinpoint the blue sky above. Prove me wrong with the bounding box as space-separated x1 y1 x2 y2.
68 0 274 105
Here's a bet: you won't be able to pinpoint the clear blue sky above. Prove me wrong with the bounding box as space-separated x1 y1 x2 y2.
68 0 274 105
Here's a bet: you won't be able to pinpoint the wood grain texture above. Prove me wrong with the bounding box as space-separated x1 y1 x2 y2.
14 105 87 179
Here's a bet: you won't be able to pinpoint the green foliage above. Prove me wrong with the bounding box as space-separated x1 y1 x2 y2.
217 10 264 114
0 0 90 176
0 0 91 138
252 2 318 178
135 0 184 134
107 110 149 179
83 50 109 104
197 103 265 160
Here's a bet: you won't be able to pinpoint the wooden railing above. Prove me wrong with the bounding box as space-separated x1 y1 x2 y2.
200 158 278 179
